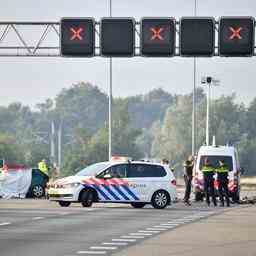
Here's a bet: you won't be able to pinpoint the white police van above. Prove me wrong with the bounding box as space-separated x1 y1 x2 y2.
48 158 177 209
193 145 241 202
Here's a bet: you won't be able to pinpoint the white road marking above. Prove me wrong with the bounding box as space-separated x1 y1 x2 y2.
160 223 178 226
59 212 70 216
167 221 184 224
102 242 127 246
0 222 10 226
121 235 144 239
138 230 160 233
112 239 136 242
90 246 117 250
154 225 170 229
32 217 45 220
147 228 166 231
77 251 106 254
130 233 152 236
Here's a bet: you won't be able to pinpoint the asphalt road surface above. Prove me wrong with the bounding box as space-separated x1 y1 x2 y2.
1 198 254 256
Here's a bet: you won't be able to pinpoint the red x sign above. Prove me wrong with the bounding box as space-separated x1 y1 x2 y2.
229 26 242 40
150 27 164 40
70 27 83 41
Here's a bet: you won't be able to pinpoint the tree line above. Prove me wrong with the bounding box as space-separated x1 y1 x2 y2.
0 82 255 176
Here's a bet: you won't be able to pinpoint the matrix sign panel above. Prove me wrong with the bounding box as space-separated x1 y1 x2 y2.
100 18 135 57
60 18 95 57
141 18 175 57
219 17 255 56
180 17 215 56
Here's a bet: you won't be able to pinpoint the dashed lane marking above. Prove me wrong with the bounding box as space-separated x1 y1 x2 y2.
77 251 106 254
75 211 219 255
153 225 172 228
121 235 144 239
159 224 179 228
138 230 160 233
130 233 152 236
146 228 167 231
32 217 45 220
102 242 128 246
59 212 71 216
90 246 117 250
0 222 11 226
112 239 136 242
167 220 186 223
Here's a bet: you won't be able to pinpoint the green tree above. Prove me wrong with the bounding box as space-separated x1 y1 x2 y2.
127 88 175 129
55 82 108 135
0 133 24 164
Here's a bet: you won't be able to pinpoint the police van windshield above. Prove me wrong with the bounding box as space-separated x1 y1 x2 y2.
75 162 110 176
199 155 233 171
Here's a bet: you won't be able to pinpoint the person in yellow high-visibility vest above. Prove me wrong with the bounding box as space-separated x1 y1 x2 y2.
216 160 230 207
38 159 49 177
202 157 217 207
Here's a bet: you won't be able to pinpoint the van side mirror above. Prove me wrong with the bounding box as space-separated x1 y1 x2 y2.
239 167 245 175
103 173 112 179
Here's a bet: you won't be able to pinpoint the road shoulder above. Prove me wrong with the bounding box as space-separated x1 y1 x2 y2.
114 205 256 256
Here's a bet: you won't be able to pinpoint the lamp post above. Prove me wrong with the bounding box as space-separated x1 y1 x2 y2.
108 0 113 160
201 76 220 146
192 0 197 156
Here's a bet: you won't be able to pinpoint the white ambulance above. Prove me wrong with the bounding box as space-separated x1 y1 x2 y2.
193 145 241 202
48 158 177 209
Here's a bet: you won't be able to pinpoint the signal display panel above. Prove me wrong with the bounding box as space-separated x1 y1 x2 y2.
219 17 255 56
180 17 215 56
60 18 95 57
141 18 175 57
100 18 135 57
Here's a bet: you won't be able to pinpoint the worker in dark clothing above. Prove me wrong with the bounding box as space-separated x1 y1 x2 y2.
202 157 217 206
216 160 230 207
183 156 194 206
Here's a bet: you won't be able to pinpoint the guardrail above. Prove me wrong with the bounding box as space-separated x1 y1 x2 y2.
241 177 256 189
176 177 256 189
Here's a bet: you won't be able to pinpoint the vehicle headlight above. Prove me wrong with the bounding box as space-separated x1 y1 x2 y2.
62 183 80 189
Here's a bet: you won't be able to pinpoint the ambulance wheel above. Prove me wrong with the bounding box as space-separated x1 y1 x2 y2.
131 202 146 208
32 185 45 198
58 201 71 207
151 190 170 209
80 189 94 207
195 192 204 202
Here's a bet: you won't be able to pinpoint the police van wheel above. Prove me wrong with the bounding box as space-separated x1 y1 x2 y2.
58 201 71 207
32 185 45 198
131 202 146 208
151 190 170 209
80 190 94 207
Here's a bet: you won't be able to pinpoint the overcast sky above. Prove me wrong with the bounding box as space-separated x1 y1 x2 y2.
0 0 255 107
